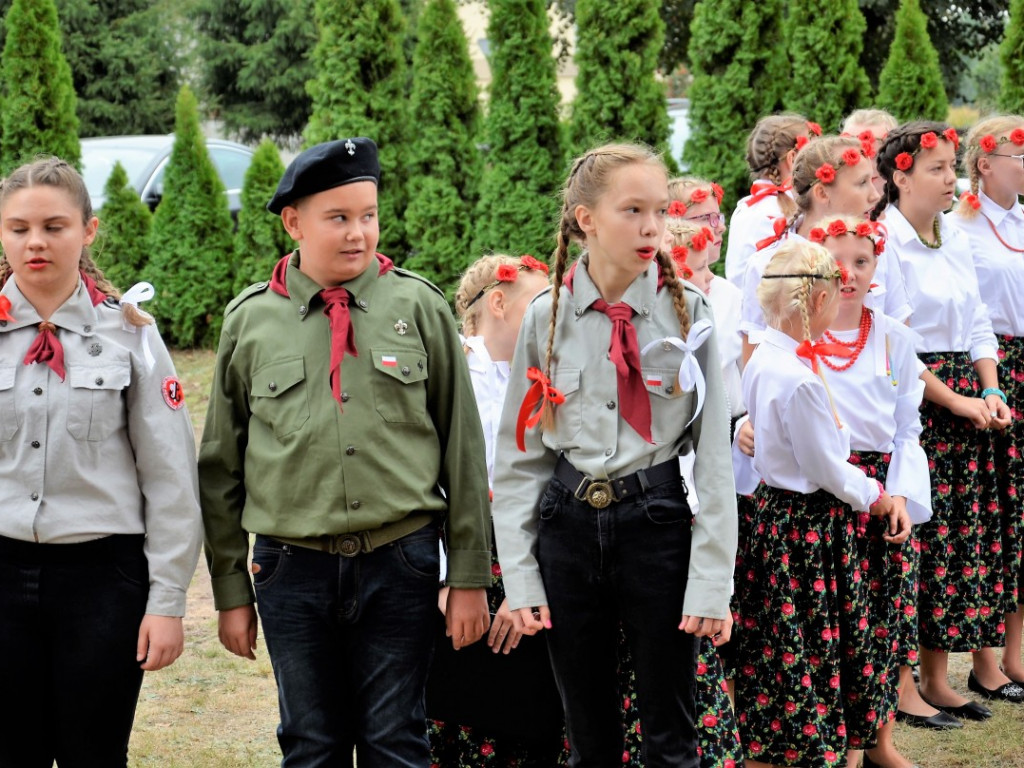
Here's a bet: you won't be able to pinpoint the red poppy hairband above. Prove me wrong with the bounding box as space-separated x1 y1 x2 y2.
811 147 868 186
667 183 725 217
794 121 823 152
466 254 550 308
894 129 960 172
808 218 886 256
976 129 1024 154
839 130 881 159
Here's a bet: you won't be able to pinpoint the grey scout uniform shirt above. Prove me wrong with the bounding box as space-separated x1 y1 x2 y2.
492 259 738 621
199 252 493 612
0 277 202 617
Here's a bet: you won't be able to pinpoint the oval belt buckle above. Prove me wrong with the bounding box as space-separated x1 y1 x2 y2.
584 481 614 509
337 534 362 557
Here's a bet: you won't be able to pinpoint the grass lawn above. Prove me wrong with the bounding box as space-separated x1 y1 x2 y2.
127 349 1024 766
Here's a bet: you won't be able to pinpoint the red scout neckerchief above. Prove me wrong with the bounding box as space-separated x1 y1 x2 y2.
22 271 107 381
746 178 792 207
269 252 394 408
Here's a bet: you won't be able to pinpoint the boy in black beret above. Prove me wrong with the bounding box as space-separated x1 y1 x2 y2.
200 137 492 766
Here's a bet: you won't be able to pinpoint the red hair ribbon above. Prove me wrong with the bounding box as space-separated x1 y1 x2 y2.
755 217 789 251
796 339 854 375
747 179 792 206
515 366 565 451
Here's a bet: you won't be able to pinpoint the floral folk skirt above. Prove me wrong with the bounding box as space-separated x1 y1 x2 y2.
917 351 1012 652
995 336 1024 604
721 493 757 682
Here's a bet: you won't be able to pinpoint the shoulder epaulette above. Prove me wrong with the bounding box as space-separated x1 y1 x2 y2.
391 266 446 299
224 281 270 316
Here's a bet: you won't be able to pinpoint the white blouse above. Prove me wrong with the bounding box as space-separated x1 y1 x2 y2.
725 182 788 286
463 335 510 487
708 275 745 418
741 327 881 511
947 191 1024 337
738 232 808 342
885 204 998 361
824 312 932 524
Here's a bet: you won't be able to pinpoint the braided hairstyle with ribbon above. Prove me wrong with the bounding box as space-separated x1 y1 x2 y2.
870 120 951 221
0 156 151 327
957 115 1024 221
746 114 809 219
791 135 866 214
544 143 692 389
455 254 523 336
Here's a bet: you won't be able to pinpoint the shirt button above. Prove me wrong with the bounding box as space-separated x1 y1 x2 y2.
574 307 583 317
30 492 39 501
268 382 278 392
357 299 368 309
662 341 672 351
298 305 307 316
606 401 616 409
641 307 650 317
83 324 92 333
33 388 43 396
94 377 104 386
345 446 356 455
31 440 40 449
341 392 350 403
604 448 613 456
665 385 675 394
401 366 410 376
351 500 362 509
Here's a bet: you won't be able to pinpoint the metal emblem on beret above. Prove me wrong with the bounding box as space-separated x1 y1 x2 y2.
88 342 102 357
345 139 356 156
394 319 408 336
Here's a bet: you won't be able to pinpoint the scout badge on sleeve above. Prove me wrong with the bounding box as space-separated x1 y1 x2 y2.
162 376 185 410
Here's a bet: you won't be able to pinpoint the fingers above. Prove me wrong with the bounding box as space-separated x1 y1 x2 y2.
514 606 549 636
500 625 523 654
679 615 724 638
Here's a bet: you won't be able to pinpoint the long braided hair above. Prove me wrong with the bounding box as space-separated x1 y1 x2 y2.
956 115 1024 221
746 114 809 219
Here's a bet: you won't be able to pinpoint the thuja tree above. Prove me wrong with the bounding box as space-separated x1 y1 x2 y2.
784 0 872 132
0 0 78 172
403 0 481 295
877 0 949 122
305 0 408 259
233 139 294 295
1000 0 1024 114
473 0 564 260
95 162 153 293
146 85 235 348
684 0 788 210
569 0 670 160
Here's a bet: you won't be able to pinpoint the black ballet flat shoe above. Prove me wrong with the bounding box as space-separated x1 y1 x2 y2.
894 709 964 730
969 670 1024 702
928 699 993 721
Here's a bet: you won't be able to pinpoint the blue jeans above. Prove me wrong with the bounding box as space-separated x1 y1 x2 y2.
253 526 440 768
537 474 698 768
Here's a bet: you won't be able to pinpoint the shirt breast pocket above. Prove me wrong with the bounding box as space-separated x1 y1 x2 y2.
642 366 693 445
66 363 131 442
550 367 582 447
249 358 310 439
371 346 428 424
0 365 19 442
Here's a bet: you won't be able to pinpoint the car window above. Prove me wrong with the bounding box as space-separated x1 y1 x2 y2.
210 148 252 192
81 146 162 199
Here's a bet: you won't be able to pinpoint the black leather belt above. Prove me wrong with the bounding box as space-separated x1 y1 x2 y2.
554 455 682 509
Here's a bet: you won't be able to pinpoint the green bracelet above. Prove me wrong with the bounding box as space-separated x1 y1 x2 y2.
981 387 1007 403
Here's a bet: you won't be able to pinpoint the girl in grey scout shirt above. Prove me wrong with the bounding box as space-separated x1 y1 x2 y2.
492 143 738 768
0 157 202 767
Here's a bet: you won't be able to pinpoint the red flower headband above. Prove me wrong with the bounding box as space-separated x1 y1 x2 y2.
977 128 1024 154
466 254 550 308
840 130 882 159
895 128 959 171
813 148 866 185
794 122 823 152
808 218 886 256
667 182 725 216
670 246 694 279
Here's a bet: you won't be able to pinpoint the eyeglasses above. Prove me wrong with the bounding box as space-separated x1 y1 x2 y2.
991 153 1024 169
685 212 726 229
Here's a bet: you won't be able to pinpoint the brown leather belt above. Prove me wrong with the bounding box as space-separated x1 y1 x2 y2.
554 455 682 509
271 513 434 557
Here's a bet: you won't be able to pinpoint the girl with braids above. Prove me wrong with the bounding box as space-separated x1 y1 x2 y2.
737 239 895 768
492 143 737 767
808 216 930 768
872 121 1024 723
724 114 817 286
0 156 201 765
427 253 563 768
950 115 1024 693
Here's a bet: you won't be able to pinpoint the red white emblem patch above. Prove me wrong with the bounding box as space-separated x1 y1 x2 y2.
162 376 185 410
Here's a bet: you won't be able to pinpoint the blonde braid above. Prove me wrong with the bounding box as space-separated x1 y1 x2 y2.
0 254 11 289
654 249 692 340
544 220 572 379
957 115 1024 221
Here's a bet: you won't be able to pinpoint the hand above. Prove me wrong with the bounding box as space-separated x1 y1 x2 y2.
137 614 185 671
512 605 551 636
679 614 730 644
869 490 894 519
948 394 991 429
487 599 523 654
445 587 490 650
985 395 1012 430
737 420 755 457
218 604 258 660
437 585 450 616
882 495 912 544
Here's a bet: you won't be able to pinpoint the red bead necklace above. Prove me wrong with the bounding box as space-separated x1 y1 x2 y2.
821 306 872 371
982 211 1024 254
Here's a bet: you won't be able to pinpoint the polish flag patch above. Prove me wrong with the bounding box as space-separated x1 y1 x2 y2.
381 355 398 367
645 373 662 387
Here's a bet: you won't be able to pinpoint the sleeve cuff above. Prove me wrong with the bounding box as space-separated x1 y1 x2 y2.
444 548 493 589
682 578 732 620
500 569 549 612
212 572 256 612
970 344 999 363
145 586 188 617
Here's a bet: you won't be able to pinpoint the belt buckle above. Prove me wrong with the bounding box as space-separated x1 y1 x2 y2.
576 479 616 509
329 534 362 557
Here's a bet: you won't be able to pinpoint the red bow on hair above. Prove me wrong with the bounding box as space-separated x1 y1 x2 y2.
515 367 565 451
756 217 789 251
796 339 854 375
747 179 792 207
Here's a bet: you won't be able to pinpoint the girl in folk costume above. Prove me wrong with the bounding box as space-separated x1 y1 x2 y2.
736 239 897 768
871 121 1022 723
428 254 560 767
951 115 1024 695
0 157 202 765
842 109 899 198
808 216 930 768
725 114 819 286
492 143 737 768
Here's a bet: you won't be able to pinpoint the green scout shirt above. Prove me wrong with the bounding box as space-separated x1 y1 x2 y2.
199 252 492 610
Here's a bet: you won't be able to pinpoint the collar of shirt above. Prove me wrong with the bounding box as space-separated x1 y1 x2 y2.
570 255 658 319
0 275 99 337
979 189 1024 228
288 250 382 319
883 203 953 249
759 326 801 355
462 334 509 376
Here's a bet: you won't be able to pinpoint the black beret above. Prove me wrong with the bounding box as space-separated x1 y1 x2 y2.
267 137 380 214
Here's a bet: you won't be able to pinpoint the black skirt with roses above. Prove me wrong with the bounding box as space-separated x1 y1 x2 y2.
735 485 871 767
917 351 1013 652
720 492 757 681
995 336 1024 604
